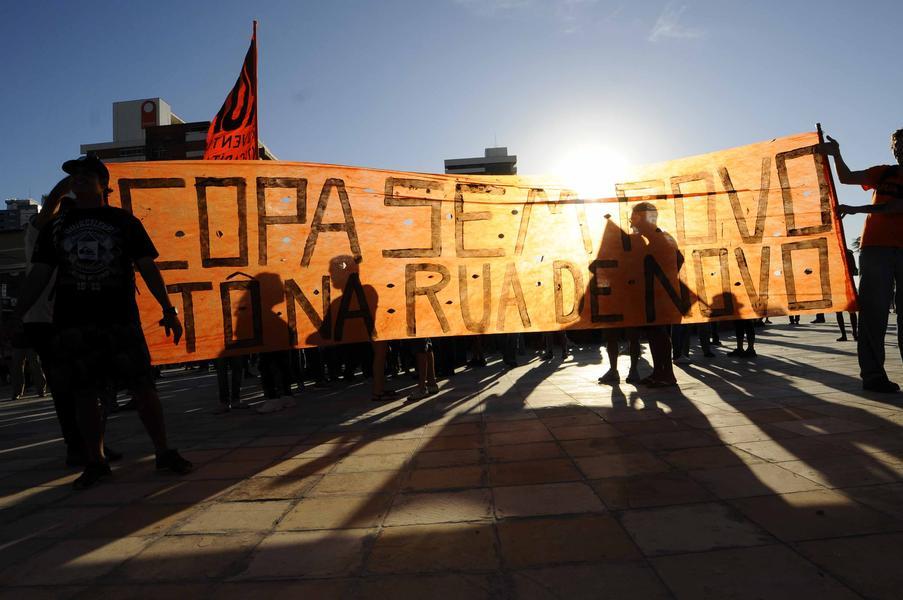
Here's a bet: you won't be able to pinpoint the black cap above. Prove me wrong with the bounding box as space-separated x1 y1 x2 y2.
62 154 110 184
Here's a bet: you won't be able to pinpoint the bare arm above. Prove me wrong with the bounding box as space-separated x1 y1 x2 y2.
136 257 183 345
35 177 71 230
821 135 871 186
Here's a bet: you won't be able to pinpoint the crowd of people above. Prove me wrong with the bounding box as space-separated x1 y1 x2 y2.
3 127 902 490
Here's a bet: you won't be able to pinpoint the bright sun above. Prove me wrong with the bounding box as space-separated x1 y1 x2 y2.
550 143 632 200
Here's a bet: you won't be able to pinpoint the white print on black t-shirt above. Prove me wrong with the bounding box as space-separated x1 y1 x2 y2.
58 218 126 292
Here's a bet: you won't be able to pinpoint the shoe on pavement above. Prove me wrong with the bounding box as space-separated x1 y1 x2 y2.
427 384 440 395
742 348 757 358
727 348 745 357
863 379 900 394
155 449 193 474
836 336 848 342
598 370 620 385
625 371 641 384
256 398 285 414
73 462 112 490
408 387 433 401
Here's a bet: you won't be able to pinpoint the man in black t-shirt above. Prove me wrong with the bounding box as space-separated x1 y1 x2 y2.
7 155 193 488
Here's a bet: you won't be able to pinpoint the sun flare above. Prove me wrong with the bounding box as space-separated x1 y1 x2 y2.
549 143 633 200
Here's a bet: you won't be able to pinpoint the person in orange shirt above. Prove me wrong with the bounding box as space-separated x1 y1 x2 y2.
823 129 903 393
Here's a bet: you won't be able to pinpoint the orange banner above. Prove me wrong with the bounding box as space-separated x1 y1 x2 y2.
108 131 855 364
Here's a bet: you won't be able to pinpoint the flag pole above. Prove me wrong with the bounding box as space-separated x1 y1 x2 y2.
817 122 857 309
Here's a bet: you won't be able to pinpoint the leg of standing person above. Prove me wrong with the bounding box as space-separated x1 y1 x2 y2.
743 320 757 357
698 324 713 357
599 330 622 384
728 320 746 356
645 326 676 386
856 246 899 391
850 312 859 340
371 340 399 402
409 339 438 400
837 312 849 341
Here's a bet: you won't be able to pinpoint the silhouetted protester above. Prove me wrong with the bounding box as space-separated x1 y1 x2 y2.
212 356 248 413
6 155 192 488
672 323 713 364
823 130 903 392
407 338 439 400
502 333 520 368
728 319 757 358
541 332 569 361
837 248 859 342
467 336 487 368
630 202 678 387
321 255 398 402
598 328 640 385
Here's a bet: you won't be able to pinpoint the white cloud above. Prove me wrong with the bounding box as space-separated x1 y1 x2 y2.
648 3 703 42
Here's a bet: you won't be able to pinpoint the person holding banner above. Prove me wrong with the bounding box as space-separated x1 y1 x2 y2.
629 202 678 387
6 155 193 488
824 129 903 393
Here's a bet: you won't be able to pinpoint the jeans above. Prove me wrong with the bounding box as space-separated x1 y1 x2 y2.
857 246 903 383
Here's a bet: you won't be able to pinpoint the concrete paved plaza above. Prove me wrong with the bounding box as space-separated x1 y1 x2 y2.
1 319 902 599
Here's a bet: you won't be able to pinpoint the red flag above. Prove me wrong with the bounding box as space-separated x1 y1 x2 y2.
204 23 258 160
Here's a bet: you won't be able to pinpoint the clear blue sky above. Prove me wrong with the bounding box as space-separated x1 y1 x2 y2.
2 0 900 242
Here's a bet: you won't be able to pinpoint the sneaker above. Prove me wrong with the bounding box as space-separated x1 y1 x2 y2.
597 370 620 385
256 398 285 414
625 370 641 384
408 387 432 401
427 384 440 395
863 379 900 394
73 462 112 490
155 449 193 474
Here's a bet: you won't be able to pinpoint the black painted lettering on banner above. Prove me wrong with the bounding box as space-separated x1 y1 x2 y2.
405 263 451 336
692 248 733 317
301 179 362 267
454 183 505 258
719 158 771 244
195 177 249 268
334 272 374 342
220 279 262 349
458 264 491 333
735 247 771 315
552 260 584 323
589 260 623 323
257 177 307 266
781 237 832 310
118 178 188 270
515 189 592 256
775 146 832 236
644 252 691 322
382 177 444 258
670 172 717 245
284 276 330 345
165 282 213 353
497 263 530 330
